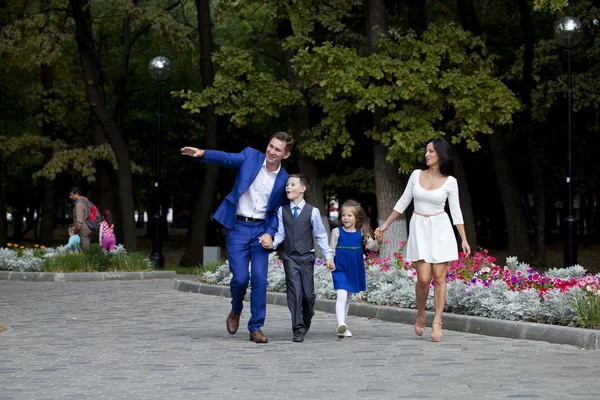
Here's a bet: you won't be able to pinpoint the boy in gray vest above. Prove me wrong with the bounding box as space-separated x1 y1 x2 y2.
268 174 335 342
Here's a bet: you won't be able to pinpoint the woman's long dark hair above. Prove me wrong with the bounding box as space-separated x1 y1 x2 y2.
416 138 454 177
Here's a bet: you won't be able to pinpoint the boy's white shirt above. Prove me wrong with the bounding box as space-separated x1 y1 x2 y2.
273 199 333 260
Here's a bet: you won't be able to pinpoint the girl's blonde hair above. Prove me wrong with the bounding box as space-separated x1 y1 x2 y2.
338 199 374 246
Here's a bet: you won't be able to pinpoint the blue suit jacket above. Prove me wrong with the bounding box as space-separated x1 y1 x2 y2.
199 147 289 238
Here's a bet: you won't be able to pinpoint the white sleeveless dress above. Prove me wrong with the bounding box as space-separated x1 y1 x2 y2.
393 169 464 263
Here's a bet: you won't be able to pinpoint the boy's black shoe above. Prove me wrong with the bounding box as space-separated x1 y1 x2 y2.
303 311 315 333
304 320 311 333
293 329 305 342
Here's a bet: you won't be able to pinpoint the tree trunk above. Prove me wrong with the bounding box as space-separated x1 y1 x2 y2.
90 113 119 239
517 0 546 267
39 63 56 246
180 0 220 266
10 209 24 242
457 0 482 34
585 191 594 246
0 152 6 246
368 0 408 258
453 149 477 247
457 0 530 261
70 0 137 250
488 132 531 261
374 144 408 258
275 15 330 259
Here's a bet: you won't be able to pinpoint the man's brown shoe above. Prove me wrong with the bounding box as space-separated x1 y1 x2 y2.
249 330 269 343
226 312 240 335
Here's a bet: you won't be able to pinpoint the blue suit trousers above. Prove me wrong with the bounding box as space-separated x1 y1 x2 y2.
226 220 270 332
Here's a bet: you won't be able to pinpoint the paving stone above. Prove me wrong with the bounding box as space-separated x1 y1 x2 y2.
0 280 599 399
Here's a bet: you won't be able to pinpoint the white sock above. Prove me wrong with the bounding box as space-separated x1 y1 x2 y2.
345 293 351 322
336 290 348 326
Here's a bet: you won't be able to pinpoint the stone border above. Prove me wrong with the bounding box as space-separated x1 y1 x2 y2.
0 271 177 282
174 280 600 350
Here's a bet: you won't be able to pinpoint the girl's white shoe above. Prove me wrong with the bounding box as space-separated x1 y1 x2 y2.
337 324 352 338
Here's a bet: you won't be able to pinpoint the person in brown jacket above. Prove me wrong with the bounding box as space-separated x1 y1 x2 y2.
69 187 92 250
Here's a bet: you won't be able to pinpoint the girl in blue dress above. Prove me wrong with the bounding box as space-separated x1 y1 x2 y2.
328 200 382 338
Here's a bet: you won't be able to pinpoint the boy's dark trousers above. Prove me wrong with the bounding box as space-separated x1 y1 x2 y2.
282 250 316 333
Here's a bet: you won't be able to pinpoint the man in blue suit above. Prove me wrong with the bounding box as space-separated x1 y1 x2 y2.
181 132 293 343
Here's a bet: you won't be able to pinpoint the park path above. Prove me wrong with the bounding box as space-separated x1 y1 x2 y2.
1 280 599 399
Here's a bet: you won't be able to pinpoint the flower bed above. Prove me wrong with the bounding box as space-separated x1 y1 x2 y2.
0 243 153 273
201 245 600 329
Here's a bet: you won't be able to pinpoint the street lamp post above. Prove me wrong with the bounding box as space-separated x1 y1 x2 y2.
554 17 583 267
148 56 172 269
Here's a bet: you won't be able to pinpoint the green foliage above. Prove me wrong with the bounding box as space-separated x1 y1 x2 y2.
321 168 375 193
174 46 303 126
83 244 111 272
533 0 567 13
42 252 86 272
0 134 66 156
42 244 153 273
32 143 144 182
294 23 521 172
570 289 600 329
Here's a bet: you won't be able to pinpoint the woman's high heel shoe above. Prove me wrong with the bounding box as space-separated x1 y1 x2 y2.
414 314 426 337
431 321 443 342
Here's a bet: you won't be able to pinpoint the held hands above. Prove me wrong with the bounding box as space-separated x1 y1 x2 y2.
326 259 335 271
374 224 387 238
259 234 273 250
180 147 204 158
462 240 471 258
374 227 383 243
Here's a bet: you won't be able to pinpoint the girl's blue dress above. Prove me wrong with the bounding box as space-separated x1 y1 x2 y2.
332 228 366 293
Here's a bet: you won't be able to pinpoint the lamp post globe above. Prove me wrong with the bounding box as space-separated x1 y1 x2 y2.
554 17 583 49
554 17 582 267
148 56 172 82
148 56 171 269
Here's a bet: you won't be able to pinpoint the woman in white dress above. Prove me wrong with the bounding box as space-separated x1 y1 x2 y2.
376 138 471 342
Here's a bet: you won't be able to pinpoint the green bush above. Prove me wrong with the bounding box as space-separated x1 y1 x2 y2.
571 289 600 329
41 245 153 273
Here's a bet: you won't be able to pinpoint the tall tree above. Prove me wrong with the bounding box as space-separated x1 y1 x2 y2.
275 13 330 247
39 63 57 246
517 0 546 266
180 0 220 266
368 0 408 258
69 0 137 250
457 0 531 261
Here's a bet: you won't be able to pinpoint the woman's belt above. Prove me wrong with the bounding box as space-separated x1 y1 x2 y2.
413 211 444 217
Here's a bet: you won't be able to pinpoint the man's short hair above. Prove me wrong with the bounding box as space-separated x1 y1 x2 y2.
70 187 82 195
288 173 310 190
271 132 294 153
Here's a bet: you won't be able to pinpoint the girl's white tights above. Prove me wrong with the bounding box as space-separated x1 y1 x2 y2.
336 289 352 326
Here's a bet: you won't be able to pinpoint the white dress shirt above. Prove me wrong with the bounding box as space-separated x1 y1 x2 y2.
273 199 333 260
237 160 281 219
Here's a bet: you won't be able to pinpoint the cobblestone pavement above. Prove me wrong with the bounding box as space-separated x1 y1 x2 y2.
1 280 599 400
